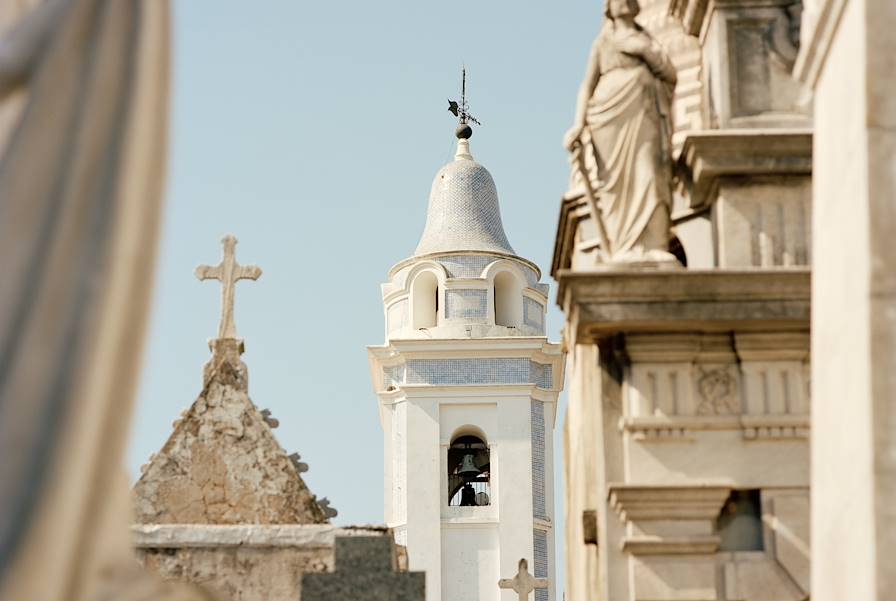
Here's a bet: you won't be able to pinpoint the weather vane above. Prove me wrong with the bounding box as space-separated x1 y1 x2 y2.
448 67 480 139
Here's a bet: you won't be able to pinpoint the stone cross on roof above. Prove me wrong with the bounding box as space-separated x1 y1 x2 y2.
195 234 262 339
499 558 548 601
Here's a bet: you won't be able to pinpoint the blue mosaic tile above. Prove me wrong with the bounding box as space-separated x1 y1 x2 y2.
396 359 554 388
533 529 549 601
530 363 553 390
406 358 530 385
531 401 547 519
524 297 545 332
437 255 495 279
445 289 488 319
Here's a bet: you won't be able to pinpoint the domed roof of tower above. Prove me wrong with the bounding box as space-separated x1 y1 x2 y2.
414 136 516 257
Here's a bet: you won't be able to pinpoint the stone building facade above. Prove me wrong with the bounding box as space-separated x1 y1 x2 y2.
794 0 896 599
554 1 812 600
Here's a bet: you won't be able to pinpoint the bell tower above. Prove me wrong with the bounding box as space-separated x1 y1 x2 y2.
367 119 564 601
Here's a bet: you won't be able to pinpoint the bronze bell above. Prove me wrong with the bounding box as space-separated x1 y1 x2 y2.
458 453 481 481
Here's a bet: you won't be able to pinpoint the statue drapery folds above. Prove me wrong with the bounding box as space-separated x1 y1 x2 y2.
565 0 679 264
0 1 209 599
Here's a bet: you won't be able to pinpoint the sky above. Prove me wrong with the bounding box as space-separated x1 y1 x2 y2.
127 0 603 593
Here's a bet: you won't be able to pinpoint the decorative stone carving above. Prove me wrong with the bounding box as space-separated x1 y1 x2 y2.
132 341 327 525
695 366 739 415
196 235 262 340
565 0 678 264
499 558 549 601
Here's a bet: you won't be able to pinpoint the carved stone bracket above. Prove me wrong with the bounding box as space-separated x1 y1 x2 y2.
608 484 732 556
676 130 812 210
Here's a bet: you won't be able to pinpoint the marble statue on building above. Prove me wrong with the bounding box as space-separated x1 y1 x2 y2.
564 0 678 263
554 1 814 600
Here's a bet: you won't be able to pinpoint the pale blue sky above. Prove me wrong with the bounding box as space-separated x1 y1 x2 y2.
128 0 603 592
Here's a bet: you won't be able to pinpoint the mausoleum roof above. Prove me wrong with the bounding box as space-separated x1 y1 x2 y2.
414 138 516 257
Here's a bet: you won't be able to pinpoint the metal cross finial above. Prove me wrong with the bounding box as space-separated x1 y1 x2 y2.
498 558 548 601
447 66 481 126
195 234 262 339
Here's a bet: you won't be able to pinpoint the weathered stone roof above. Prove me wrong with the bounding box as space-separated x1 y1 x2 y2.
133 339 327 525
413 138 516 257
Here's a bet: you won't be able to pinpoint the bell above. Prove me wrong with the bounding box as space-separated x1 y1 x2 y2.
458 453 481 481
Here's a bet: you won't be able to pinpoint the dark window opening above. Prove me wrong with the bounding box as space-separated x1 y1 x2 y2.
448 435 490 506
716 489 764 551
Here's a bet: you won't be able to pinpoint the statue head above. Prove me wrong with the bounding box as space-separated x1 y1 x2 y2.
605 0 641 18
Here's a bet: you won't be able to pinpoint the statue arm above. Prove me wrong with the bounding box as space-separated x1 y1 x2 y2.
565 31 602 149
641 39 677 85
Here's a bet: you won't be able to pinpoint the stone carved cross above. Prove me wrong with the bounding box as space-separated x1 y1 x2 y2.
499 558 548 601
195 235 262 339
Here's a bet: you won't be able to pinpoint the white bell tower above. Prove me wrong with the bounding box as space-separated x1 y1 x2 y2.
368 125 564 601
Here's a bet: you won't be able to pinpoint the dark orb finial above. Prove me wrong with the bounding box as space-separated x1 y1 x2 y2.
456 123 473 139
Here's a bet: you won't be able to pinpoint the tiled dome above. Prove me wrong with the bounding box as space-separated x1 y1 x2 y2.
414 139 516 257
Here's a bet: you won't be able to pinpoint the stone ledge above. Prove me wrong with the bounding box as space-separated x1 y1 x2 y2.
556 268 810 341
608 484 732 521
741 415 810 440
620 414 810 441
550 189 590 279
676 130 813 209
131 524 389 549
622 535 722 555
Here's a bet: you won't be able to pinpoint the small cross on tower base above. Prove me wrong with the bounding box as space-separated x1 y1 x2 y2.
499 558 548 601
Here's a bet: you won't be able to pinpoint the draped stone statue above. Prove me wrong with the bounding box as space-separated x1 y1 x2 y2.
565 0 678 264
0 1 211 599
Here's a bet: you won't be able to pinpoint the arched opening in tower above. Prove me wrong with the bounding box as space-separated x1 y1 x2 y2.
411 271 439 329
494 271 522 328
447 434 491 507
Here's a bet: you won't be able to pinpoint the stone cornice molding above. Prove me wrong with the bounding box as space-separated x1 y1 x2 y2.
676 130 813 209
625 333 738 363
131 524 390 549
608 484 732 521
389 250 541 281
370 339 563 362
556 269 810 341
609 484 732 556
792 0 850 88
622 535 722 555
734 332 810 361
620 414 810 441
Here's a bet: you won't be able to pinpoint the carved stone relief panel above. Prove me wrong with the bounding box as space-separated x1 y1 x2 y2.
695 365 740 415
704 1 810 129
